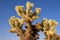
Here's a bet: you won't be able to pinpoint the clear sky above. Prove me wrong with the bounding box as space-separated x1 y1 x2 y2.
0 0 60 40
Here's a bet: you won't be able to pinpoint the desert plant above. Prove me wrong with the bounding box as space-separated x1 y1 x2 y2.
9 2 60 40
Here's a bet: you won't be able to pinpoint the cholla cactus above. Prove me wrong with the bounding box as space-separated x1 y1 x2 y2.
9 2 60 40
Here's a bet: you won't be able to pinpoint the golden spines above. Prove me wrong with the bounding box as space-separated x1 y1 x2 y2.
9 16 24 33
48 19 58 27
35 8 41 14
9 16 16 28
15 5 25 17
42 18 58 38
26 2 34 10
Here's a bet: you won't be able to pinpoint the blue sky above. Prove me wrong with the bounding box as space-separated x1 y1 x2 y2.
0 0 60 40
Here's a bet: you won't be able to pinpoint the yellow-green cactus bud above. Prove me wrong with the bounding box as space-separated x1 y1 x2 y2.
9 16 16 28
15 6 24 16
26 2 34 10
43 18 48 22
48 19 53 26
35 8 41 14
52 20 58 26
43 18 48 25
15 6 21 16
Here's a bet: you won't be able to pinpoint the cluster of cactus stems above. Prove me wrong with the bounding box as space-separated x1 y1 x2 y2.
9 2 60 40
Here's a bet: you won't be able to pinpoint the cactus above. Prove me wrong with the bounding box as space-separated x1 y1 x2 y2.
9 2 60 40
